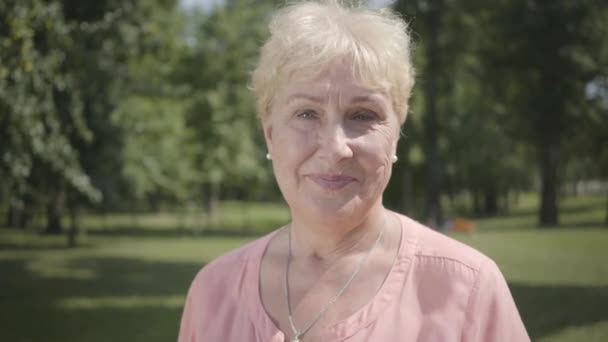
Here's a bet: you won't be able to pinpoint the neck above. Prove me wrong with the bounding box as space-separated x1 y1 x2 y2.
289 205 387 264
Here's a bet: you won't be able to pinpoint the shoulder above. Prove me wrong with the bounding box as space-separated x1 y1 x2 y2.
397 213 494 275
396 213 505 297
394 214 530 340
178 232 277 341
186 231 275 301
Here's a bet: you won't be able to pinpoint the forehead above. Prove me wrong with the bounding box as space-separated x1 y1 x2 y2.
276 64 391 106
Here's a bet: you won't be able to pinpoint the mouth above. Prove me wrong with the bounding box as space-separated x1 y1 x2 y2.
306 174 357 191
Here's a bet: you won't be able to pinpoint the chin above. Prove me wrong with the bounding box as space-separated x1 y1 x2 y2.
299 195 369 224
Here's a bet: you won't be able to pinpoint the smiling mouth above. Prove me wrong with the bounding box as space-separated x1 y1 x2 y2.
307 174 357 190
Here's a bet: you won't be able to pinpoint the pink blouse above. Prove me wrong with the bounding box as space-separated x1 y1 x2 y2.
178 214 530 341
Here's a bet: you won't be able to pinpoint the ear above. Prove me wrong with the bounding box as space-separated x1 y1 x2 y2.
392 130 400 155
263 122 273 152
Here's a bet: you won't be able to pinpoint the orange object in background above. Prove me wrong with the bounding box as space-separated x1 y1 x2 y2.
452 218 476 233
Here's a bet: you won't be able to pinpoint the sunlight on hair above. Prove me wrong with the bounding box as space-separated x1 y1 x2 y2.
252 0 415 124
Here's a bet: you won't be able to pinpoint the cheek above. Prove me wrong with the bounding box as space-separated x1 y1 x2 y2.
355 133 394 166
352 134 395 190
272 126 316 167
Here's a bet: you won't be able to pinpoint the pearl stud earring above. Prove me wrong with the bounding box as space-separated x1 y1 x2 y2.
266 153 272 161
392 155 398 163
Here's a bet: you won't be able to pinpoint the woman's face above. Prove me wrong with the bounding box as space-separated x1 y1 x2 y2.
263 64 400 225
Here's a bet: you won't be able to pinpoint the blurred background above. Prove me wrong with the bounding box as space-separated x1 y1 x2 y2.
1 0 607 341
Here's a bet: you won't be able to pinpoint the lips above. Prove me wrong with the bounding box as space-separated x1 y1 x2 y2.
307 174 357 190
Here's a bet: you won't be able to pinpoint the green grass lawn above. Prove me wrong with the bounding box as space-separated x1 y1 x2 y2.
0 195 606 341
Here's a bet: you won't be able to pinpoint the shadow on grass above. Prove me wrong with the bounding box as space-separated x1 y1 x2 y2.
2 251 607 341
86 225 271 238
470 216 607 233
467 197 605 220
561 220 608 229
0 227 271 251
524 202 602 216
0 241 98 251
0 257 203 342
0 243 75 251
510 282 608 340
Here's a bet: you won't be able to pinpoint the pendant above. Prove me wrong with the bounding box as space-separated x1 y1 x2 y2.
292 339 300 342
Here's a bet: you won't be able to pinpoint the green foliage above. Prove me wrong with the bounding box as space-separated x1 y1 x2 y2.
390 0 608 220
175 0 275 196
114 96 197 204
0 0 187 217
0 0 98 202
2 0 607 229
63 0 182 210
479 0 608 224
481 0 608 143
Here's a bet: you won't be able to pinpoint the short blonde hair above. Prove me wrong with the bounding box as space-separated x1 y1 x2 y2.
251 0 415 124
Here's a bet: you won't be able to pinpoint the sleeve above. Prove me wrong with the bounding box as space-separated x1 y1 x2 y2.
178 273 202 342
460 259 530 342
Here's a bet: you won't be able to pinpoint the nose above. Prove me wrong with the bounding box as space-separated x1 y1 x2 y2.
316 121 353 162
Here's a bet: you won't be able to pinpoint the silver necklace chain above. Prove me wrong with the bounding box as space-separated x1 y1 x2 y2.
284 220 386 342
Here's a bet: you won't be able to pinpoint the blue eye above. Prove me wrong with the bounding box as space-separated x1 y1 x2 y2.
351 110 378 121
296 110 317 119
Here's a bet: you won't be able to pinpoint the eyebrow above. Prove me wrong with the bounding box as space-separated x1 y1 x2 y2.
286 93 325 104
350 95 378 104
287 93 377 103
285 93 387 108
350 94 390 112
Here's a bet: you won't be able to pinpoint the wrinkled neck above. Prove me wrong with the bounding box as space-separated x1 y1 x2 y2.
288 206 387 265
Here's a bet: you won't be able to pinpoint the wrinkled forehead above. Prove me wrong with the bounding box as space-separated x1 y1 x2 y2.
275 60 392 107
293 57 388 89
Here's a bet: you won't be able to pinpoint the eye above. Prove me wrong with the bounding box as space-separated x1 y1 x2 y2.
295 109 318 119
351 110 378 122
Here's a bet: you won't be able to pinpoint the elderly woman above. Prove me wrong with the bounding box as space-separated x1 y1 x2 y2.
179 1 529 341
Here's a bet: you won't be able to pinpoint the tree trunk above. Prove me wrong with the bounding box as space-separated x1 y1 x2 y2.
604 190 608 226
196 187 206 234
101 207 108 230
205 182 220 228
46 186 65 234
6 203 19 228
472 190 482 216
423 0 444 229
484 187 498 216
539 140 559 226
130 201 139 228
68 203 79 248
6 196 31 229
513 191 520 208
177 201 189 232
19 194 33 230
501 191 510 214
147 193 161 212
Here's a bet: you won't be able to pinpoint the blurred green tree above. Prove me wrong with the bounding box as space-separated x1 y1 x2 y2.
393 0 607 226
173 0 274 224
0 0 98 232
111 0 199 214
0 0 181 239
484 0 608 226
393 0 445 227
